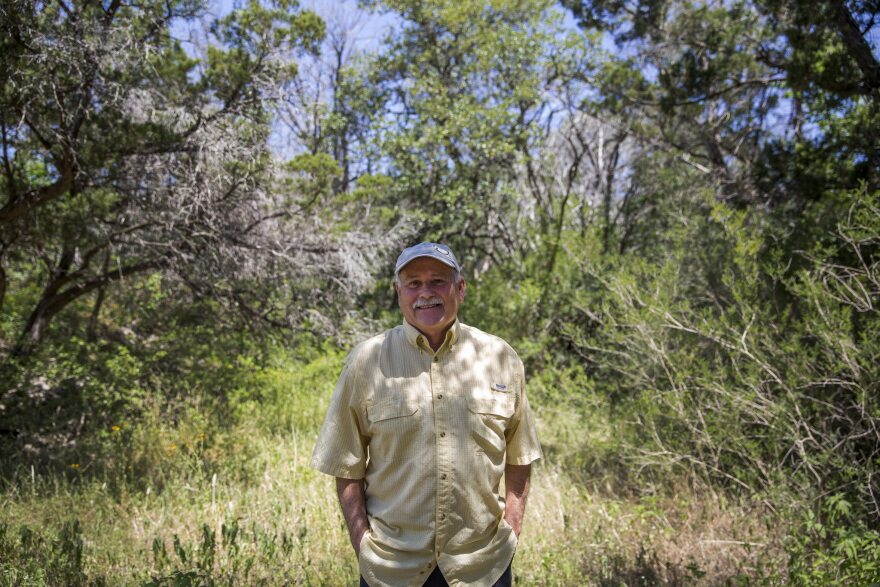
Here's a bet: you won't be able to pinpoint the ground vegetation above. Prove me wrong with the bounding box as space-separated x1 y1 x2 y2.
1 0 878 584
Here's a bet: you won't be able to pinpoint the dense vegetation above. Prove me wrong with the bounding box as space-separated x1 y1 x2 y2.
1 0 878 584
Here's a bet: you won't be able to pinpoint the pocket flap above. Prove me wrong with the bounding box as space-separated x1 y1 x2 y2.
368 398 419 422
468 395 514 418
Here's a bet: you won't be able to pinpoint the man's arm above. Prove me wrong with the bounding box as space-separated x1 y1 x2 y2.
503 463 532 537
336 477 370 555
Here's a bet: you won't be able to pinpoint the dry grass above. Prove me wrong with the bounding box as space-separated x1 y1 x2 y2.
0 417 789 586
514 465 788 586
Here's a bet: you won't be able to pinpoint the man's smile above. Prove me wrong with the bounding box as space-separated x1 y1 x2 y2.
413 297 443 311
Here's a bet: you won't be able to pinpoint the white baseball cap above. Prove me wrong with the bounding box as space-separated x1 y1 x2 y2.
395 242 461 275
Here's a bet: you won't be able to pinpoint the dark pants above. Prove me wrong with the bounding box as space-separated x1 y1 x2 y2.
360 563 513 587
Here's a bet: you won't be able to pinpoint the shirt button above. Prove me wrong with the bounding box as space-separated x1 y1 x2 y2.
437 394 443 399
433 357 439 362
441 474 447 479
439 432 446 438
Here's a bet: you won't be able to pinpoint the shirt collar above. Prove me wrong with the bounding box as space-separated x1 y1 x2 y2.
402 319 461 353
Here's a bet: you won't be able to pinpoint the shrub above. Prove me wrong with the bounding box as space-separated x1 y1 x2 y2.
0 519 96 586
559 188 880 580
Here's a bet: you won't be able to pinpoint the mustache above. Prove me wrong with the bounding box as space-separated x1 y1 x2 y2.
413 297 443 309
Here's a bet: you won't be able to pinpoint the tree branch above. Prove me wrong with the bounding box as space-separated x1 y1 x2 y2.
0 159 74 225
829 0 880 101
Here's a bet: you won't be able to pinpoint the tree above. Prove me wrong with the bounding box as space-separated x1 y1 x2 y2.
360 0 593 269
754 0 880 202
277 4 372 193
0 0 390 354
560 0 880 206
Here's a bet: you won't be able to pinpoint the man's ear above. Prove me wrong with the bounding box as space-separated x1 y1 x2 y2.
457 278 467 302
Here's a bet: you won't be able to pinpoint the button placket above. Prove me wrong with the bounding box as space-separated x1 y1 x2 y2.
432 354 453 547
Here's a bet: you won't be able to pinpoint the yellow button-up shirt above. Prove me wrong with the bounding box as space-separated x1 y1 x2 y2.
310 320 542 587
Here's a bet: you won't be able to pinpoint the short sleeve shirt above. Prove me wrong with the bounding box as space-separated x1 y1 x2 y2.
310 320 542 587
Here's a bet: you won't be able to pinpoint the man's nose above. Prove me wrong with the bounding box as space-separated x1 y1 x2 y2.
416 285 438 297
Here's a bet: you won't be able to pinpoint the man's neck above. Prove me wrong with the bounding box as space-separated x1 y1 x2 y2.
425 333 445 352
407 321 455 353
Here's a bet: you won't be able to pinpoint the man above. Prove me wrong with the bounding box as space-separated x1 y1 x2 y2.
311 242 542 587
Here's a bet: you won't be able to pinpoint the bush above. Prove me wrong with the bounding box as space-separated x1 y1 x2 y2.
557 187 879 579
0 519 96 586
786 495 880 585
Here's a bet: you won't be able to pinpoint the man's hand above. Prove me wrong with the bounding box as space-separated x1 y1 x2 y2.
503 463 532 537
336 477 370 556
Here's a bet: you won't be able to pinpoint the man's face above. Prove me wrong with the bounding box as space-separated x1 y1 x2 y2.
396 257 466 341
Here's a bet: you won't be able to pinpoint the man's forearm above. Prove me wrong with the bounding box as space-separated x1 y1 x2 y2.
503 463 532 537
336 477 370 555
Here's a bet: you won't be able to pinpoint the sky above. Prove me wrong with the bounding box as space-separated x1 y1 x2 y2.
170 0 398 61
218 0 399 53
169 0 583 158
185 0 581 56
163 1 407 159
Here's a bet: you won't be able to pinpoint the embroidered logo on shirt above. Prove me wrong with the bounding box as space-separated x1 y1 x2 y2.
492 383 508 392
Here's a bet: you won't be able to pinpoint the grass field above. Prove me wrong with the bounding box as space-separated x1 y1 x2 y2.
0 366 790 586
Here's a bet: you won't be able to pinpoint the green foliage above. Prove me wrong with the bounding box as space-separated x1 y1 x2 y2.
285 153 342 204
0 520 94 586
206 0 324 106
362 0 589 260
227 340 345 435
0 0 335 352
565 0 879 209
553 187 879 575
1 274 269 483
2 1 878 583
144 517 329 586
0 336 148 467
787 496 880 585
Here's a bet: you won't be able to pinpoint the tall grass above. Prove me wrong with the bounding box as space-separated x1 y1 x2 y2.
0 348 789 586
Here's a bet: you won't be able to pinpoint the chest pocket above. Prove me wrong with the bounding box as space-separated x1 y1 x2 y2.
368 397 419 423
366 396 421 465
467 393 514 419
467 390 514 466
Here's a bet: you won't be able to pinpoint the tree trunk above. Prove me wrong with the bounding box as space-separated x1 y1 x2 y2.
13 259 159 355
16 296 56 353
829 0 880 103
0 262 6 316
0 160 74 226
86 254 110 342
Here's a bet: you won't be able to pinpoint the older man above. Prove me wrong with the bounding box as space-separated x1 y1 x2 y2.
310 242 542 587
